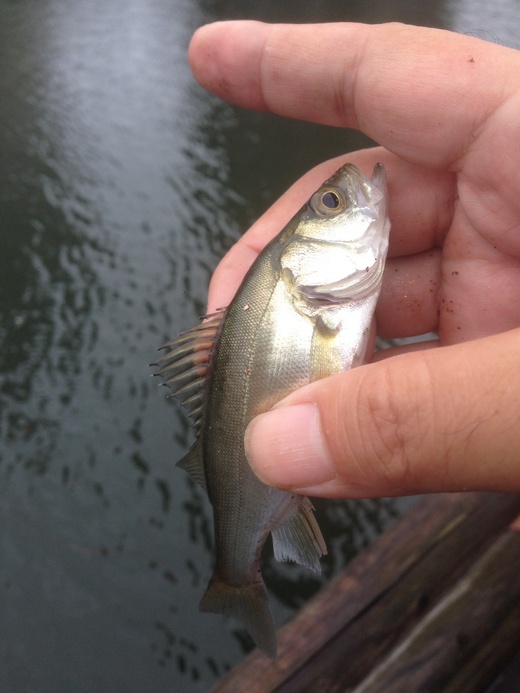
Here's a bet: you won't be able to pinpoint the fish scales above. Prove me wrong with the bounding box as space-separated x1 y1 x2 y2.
153 163 390 658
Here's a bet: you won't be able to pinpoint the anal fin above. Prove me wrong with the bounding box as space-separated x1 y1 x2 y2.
271 497 327 573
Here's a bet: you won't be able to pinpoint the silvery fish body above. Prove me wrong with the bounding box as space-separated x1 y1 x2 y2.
154 163 390 657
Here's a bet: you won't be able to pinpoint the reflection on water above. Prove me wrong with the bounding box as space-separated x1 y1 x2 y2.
0 0 517 690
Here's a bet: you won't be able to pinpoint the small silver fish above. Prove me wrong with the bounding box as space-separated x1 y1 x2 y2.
153 163 390 657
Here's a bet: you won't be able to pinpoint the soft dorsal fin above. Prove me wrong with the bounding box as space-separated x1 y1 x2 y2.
176 441 206 491
151 309 226 435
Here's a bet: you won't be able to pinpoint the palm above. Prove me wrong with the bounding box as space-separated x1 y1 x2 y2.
378 149 520 351
441 151 520 343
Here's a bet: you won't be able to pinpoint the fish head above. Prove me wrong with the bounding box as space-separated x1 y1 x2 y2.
279 163 390 310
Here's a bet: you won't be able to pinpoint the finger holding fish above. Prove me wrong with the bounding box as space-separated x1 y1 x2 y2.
377 251 443 341
245 328 520 498
189 21 518 169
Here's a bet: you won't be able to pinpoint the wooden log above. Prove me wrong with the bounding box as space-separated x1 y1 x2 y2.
331 529 520 693
211 493 520 692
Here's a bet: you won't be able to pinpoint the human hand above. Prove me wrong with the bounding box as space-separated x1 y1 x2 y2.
189 21 520 497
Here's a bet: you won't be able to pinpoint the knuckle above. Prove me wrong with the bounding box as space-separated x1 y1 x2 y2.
349 358 435 492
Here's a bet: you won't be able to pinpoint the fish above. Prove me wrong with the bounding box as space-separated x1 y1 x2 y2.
153 162 390 658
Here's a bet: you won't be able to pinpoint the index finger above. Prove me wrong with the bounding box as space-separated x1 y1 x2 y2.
189 21 519 170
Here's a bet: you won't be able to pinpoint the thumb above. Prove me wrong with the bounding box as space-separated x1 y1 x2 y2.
244 329 520 498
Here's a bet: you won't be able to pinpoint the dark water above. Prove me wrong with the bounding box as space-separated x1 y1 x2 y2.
0 1 517 691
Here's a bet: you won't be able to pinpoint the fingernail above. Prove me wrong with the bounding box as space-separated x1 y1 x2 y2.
244 403 335 490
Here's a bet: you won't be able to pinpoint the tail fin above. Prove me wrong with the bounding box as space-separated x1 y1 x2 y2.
199 572 277 658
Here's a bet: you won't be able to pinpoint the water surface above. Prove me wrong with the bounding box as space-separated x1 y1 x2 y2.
0 1 517 690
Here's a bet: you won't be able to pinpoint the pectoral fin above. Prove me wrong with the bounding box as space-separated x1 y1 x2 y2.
271 497 327 573
310 315 342 382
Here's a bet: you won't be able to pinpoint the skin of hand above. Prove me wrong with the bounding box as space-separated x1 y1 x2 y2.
188 21 520 498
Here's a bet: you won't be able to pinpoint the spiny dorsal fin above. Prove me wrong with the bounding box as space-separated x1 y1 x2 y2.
151 309 226 436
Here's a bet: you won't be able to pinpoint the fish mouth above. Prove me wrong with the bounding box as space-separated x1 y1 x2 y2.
370 162 386 192
354 163 387 217
325 162 387 215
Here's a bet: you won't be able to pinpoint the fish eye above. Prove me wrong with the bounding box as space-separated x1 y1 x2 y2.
310 188 345 215
321 192 340 209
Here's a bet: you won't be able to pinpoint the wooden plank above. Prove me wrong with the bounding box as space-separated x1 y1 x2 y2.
350 530 520 693
211 493 520 692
